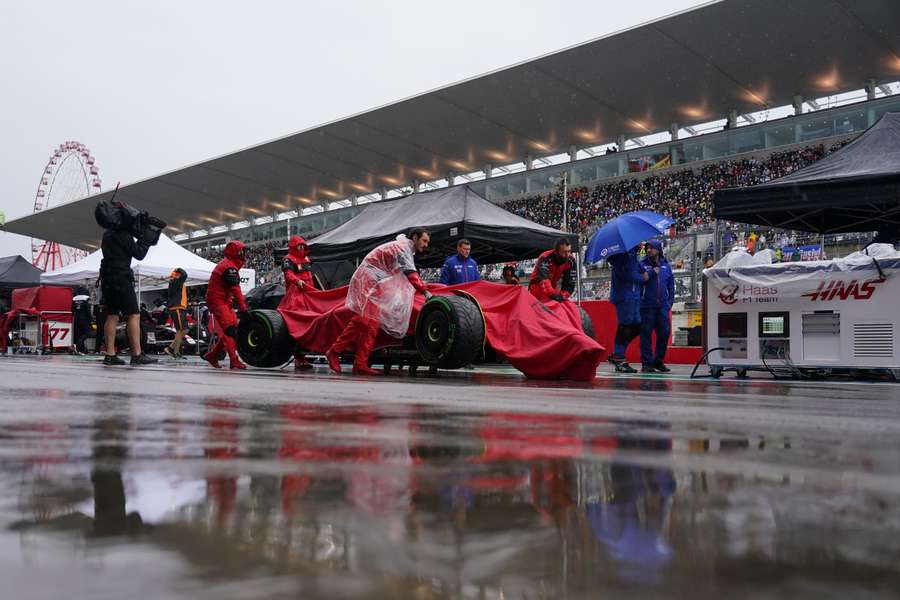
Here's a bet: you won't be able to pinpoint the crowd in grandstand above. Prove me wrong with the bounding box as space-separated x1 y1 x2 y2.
501 143 843 240
197 142 848 283
200 240 281 283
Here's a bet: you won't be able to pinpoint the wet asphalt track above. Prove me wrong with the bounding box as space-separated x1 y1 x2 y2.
1 354 899 599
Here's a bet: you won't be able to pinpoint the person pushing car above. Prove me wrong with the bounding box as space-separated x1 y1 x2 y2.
326 228 432 376
203 240 248 370
281 235 315 371
528 238 575 303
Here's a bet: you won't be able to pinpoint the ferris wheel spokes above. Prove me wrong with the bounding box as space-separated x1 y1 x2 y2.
30 140 100 271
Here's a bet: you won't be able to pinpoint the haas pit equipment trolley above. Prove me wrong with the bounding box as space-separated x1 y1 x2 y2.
702 249 900 380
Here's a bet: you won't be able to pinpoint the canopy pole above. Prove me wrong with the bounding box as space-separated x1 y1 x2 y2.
576 249 582 307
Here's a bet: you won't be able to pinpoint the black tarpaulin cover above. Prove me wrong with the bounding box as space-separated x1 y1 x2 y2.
0 255 41 288
714 112 900 233
308 186 573 267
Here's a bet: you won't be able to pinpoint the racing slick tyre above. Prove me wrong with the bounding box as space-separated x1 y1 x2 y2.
578 306 595 340
415 295 485 370
236 309 295 368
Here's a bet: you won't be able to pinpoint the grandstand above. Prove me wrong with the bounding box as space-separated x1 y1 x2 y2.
5 0 900 291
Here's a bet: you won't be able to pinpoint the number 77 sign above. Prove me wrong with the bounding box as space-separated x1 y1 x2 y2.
44 321 73 348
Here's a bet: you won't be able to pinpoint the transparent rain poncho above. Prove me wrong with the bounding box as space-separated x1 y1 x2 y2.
346 235 418 338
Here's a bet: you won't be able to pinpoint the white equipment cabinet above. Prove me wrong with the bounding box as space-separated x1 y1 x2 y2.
702 251 900 380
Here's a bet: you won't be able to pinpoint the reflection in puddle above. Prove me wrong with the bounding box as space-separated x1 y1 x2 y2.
3 399 899 599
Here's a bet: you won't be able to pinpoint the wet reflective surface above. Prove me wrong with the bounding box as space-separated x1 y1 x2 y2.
2 357 900 598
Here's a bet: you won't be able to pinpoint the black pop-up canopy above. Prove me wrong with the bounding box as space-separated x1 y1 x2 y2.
714 112 900 234
0 255 42 289
308 186 574 267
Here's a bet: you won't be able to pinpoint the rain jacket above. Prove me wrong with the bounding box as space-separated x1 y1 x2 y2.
608 250 643 304
528 249 575 301
640 248 674 310
282 236 314 292
99 229 150 280
207 241 248 313
167 268 188 309
346 234 427 338
439 254 480 285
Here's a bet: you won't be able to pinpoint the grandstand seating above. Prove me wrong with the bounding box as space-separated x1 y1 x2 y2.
199 141 853 282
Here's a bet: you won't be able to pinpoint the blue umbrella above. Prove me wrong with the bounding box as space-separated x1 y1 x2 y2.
585 211 674 263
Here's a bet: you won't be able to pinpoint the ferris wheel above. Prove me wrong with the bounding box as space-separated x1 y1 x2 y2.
31 141 102 271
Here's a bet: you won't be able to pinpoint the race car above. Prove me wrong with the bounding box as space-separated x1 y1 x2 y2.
236 281 604 381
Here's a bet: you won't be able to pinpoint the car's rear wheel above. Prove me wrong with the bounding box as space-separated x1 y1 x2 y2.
237 309 294 368
579 305 595 339
415 295 485 369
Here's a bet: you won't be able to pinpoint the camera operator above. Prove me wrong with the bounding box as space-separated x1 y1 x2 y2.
98 217 159 366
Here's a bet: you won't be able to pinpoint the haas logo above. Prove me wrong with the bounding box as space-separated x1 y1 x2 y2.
801 279 883 302
718 284 739 305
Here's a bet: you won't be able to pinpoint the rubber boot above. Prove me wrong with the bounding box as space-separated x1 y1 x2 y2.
204 338 225 369
325 349 342 373
352 318 380 376
326 316 364 374
223 336 246 370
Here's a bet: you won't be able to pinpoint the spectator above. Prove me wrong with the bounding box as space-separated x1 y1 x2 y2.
439 239 480 285
501 142 848 240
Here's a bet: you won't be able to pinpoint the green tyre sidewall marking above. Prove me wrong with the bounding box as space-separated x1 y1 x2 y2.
254 311 274 340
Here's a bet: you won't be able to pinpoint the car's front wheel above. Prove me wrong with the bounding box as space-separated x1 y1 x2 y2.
414 295 485 369
236 309 295 368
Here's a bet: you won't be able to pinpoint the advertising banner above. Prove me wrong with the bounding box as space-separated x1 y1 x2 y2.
705 256 900 304
239 268 256 294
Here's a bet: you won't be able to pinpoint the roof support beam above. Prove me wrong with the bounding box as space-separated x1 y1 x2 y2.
669 123 680 141
865 78 877 101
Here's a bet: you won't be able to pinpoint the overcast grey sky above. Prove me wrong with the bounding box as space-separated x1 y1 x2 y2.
0 0 708 259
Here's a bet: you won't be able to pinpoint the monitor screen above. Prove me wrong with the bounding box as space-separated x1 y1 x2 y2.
761 316 785 335
718 312 748 338
759 312 790 338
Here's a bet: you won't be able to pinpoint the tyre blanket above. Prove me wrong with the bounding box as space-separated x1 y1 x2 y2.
277 281 606 381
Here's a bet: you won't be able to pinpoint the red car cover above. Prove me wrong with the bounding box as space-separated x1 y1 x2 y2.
277 281 605 381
